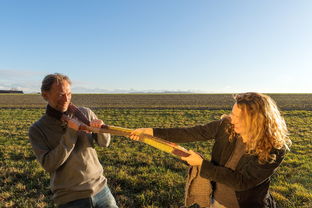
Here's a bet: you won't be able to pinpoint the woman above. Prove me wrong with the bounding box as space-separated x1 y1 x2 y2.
130 92 291 208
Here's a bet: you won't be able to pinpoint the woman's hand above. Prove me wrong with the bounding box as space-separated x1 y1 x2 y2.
130 128 153 141
181 150 204 166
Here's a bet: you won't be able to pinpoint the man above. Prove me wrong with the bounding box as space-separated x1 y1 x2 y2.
29 73 118 208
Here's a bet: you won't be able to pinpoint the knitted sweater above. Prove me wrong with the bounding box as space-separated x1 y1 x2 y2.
29 106 110 205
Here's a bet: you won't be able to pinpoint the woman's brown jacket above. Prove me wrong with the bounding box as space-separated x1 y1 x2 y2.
154 117 286 208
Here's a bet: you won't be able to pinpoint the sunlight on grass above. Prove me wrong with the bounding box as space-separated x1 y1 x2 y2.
0 96 311 207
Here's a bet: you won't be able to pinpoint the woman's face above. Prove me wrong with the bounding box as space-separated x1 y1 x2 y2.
230 103 247 135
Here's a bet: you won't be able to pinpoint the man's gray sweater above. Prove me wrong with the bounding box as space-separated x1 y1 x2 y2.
29 107 111 205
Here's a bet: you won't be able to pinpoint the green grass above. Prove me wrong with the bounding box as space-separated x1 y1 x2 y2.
0 107 311 208
1 94 312 207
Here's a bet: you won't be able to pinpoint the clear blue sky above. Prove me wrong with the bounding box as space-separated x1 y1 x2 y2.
0 0 311 93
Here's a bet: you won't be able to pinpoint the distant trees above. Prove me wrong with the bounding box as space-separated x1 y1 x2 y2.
0 89 24 94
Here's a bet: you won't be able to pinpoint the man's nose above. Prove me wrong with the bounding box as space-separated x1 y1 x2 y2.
61 94 70 102
65 94 71 102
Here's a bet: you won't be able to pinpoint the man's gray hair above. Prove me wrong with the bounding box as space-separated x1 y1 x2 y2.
41 73 72 92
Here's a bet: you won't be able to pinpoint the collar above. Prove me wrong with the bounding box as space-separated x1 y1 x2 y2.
45 104 69 120
45 103 91 126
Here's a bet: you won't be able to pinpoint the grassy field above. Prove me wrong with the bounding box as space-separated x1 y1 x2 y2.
0 94 311 207
1 93 312 110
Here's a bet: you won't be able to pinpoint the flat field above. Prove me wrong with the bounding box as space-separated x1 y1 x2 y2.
0 94 311 208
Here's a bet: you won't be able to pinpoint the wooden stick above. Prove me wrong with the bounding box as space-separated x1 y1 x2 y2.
63 103 191 159
82 124 191 158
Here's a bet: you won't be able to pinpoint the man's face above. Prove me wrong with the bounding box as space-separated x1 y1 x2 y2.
42 80 72 112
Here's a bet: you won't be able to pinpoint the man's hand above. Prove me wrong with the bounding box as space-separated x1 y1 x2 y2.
67 118 104 132
67 118 82 131
130 128 153 141
90 119 104 128
181 150 204 166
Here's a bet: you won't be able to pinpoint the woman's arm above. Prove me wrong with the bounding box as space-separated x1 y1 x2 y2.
153 119 223 143
199 148 286 191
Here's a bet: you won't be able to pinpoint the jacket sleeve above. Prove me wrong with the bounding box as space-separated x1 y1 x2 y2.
29 124 78 173
153 119 223 143
83 107 111 147
199 148 286 191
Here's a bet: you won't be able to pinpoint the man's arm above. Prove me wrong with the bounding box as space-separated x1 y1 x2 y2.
29 123 78 173
84 108 111 147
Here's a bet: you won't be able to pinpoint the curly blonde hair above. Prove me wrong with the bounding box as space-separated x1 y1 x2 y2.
233 92 291 164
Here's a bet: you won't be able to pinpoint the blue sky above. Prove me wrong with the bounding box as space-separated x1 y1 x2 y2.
0 0 311 93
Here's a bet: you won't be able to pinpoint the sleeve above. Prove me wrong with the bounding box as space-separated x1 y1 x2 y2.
153 119 223 143
199 149 286 191
84 107 111 147
28 123 78 173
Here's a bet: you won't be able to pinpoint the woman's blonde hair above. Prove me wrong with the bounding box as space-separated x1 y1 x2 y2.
233 92 291 164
